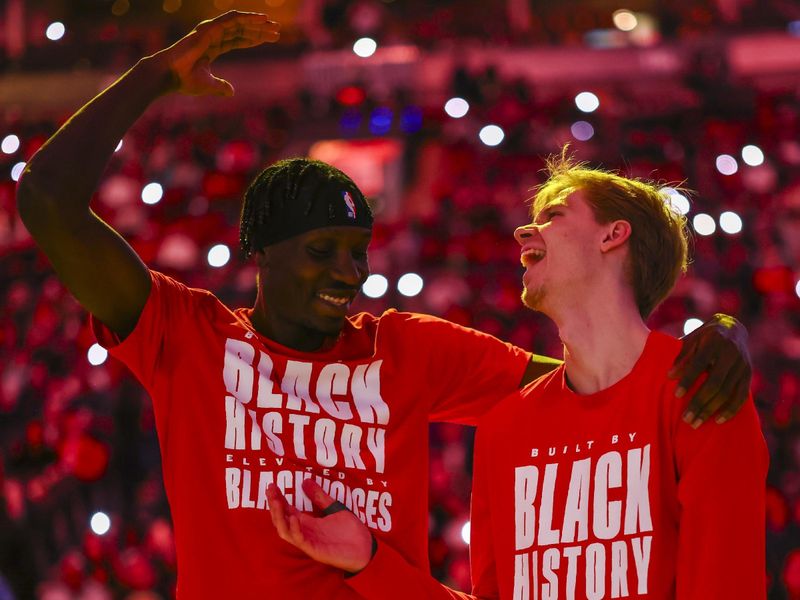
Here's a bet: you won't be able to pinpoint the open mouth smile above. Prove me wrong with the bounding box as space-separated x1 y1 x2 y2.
520 248 546 267
317 292 353 307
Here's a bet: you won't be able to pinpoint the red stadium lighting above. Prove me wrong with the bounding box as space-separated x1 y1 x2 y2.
337 86 366 107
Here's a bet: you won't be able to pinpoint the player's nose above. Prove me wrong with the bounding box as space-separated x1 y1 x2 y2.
514 223 536 246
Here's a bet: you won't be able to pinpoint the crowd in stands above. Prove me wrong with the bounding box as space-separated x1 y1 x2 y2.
5 0 799 73
2 39 800 600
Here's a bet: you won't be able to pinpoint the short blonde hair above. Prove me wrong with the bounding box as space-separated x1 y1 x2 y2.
531 149 689 318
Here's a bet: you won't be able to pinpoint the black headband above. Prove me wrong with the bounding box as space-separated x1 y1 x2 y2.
252 176 373 248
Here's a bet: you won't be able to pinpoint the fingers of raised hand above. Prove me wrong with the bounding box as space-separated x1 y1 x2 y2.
198 14 279 60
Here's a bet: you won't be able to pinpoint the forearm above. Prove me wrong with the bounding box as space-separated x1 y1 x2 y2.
17 56 173 218
346 541 486 600
519 354 562 387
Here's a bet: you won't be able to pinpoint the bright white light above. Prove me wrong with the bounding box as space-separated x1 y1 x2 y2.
662 187 690 215
479 125 504 147
141 182 163 205
692 213 716 236
461 521 471 545
353 37 377 58
87 344 108 366
397 273 424 297
570 121 595 141
444 97 470 119
46 22 66 41
612 9 638 31
115 139 123 153
683 318 703 336
575 91 599 113
11 162 25 182
795 279 800 299
207 244 231 268
719 211 742 234
715 154 738 176
362 274 388 298
90 512 111 535
741 144 764 167
1 135 20 154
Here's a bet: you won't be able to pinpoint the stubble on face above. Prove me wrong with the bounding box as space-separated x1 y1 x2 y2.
521 285 545 311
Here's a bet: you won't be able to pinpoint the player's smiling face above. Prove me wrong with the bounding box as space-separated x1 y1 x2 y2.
257 226 371 343
514 189 606 314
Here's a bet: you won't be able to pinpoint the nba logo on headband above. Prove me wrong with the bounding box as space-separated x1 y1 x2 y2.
342 191 357 219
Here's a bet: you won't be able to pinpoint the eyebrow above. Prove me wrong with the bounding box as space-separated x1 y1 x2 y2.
533 199 568 222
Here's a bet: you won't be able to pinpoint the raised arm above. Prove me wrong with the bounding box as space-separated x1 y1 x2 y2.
16 11 279 339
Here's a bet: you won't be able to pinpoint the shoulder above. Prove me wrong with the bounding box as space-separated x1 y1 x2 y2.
482 367 563 432
149 269 235 320
648 331 683 365
369 309 501 340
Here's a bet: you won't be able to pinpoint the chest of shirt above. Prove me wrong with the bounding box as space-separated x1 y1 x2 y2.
159 326 433 510
484 385 682 600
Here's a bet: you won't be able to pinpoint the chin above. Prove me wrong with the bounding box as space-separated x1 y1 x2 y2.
521 287 545 311
313 314 348 337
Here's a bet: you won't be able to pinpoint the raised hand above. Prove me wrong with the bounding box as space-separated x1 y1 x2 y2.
669 313 752 427
149 11 280 97
267 479 374 573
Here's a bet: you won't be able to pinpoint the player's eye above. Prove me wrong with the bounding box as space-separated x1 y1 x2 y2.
307 246 332 258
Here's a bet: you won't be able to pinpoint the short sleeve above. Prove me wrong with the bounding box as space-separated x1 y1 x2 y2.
384 313 531 426
90 270 208 392
674 395 768 599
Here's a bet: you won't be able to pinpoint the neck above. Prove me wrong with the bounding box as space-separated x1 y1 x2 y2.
250 294 338 353
550 290 650 395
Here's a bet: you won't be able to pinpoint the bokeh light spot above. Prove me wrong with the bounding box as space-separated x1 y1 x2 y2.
479 125 504 146
207 244 231 268
141 182 163 205
683 318 703 335
692 213 716 236
87 344 108 366
397 273 424 297
444 98 470 119
719 211 743 234
90 512 111 535
353 38 377 58
715 154 738 176
46 22 66 41
575 91 600 113
570 121 595 141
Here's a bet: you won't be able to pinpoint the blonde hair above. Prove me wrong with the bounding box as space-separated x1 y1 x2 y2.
531 148 690 318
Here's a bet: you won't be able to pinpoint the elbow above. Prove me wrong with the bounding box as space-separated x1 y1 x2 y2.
16 171 44 230
15 171 38 225
16 166 60 230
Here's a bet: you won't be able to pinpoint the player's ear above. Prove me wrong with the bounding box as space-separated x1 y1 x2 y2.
600 220 632 253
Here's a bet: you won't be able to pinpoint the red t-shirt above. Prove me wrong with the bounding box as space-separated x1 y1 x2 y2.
91 270 530 599
346 331 768 600
471 331 767 600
